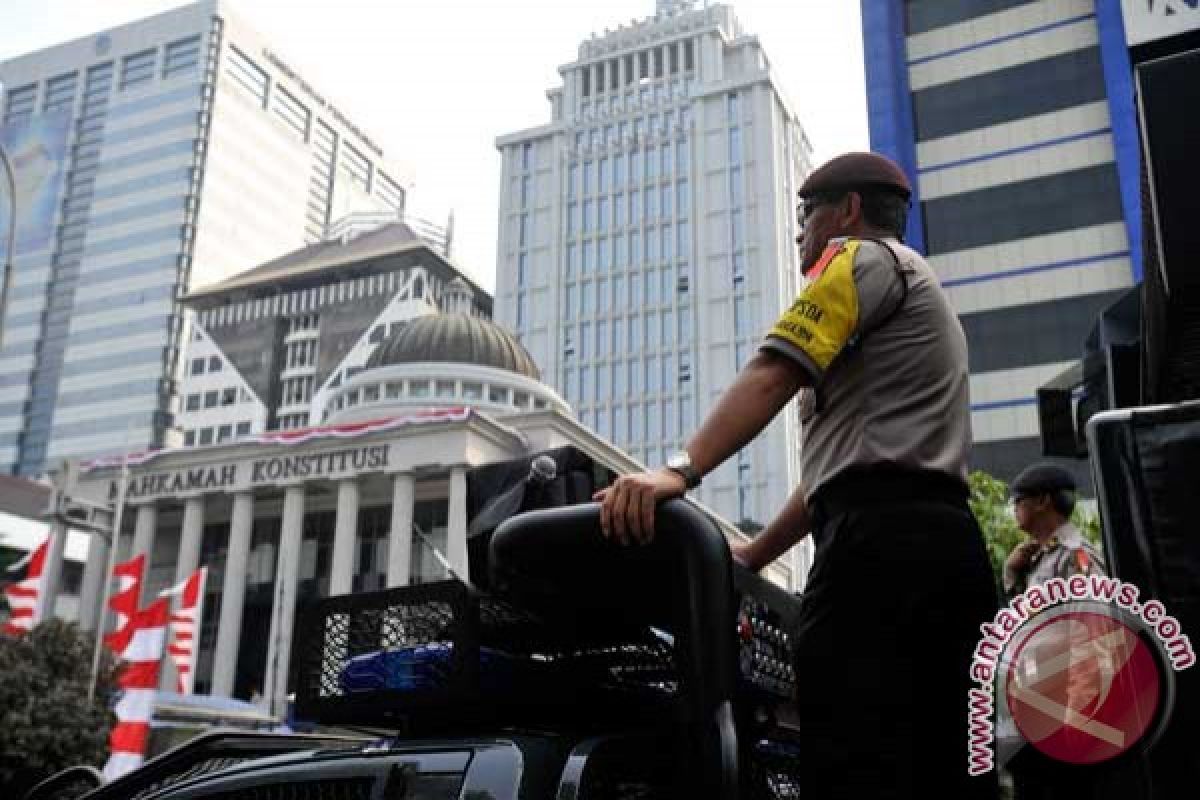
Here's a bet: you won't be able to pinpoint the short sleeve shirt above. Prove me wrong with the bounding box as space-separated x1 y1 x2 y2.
761 237 972 501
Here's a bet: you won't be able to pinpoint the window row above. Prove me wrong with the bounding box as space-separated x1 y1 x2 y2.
562 352 693 405
281 374 316 407
578 40 695 99
198 270 414 328
577 395 694 451
183 420 253 447
568 150 691 203
565 223 692 273
2 34 199 126
330 378 551 414
184 385 255 411
190 354 223 376
563 272 692 322
573 108 693 153
283 338 319 371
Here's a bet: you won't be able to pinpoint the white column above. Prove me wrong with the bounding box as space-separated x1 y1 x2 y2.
386 473 415 587
264 486 305 718
162 496 205 692
130 504 157 605
77 533 109 632
212 492 254 698
329 479 359 596
447 466 469 583
38 521 68 621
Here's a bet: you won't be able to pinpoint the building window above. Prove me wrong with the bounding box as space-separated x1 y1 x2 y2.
163 35 201 78
120 49 156 90
217 424 233 443
226 45 268 105
436 380 456 398
208 355 222 372
236 421 252 437
184 430 196 446
221 387 237 406
489 386 509 404
342 142 371 191
203 391 218 409
272 85 310 138
185 393 201 412
191 358 206 376
198 428 214 445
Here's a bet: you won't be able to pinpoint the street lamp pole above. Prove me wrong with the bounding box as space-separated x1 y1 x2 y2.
0 142 16 353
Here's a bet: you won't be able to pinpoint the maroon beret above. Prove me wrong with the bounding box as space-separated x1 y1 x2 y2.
798 151 912 200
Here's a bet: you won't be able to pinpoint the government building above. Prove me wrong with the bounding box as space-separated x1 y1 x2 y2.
71 308 642 716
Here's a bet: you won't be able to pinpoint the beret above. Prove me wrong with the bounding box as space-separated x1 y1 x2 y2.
1011 463 1077 496
798 151 912 200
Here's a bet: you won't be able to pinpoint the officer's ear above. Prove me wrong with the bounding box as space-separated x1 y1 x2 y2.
839 191 863 229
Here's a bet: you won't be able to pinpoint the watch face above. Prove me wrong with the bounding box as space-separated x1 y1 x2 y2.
667 453 688 470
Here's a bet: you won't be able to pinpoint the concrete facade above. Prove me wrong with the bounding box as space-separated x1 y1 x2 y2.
493 2 814 576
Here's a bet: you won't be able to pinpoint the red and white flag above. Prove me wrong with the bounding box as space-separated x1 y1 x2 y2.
103 597 169 781
161 567 206 695
102 554 146 655
3 534 53 636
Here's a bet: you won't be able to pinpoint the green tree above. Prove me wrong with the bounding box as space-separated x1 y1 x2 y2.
968 470 1102 593
0 620 119 797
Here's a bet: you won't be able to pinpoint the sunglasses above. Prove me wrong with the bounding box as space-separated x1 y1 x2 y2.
795 193 847 235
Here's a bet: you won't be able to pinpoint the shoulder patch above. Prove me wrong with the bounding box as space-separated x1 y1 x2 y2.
807 239 847 280
766 239 862 372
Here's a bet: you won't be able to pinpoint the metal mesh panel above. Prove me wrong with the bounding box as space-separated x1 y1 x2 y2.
294 580 679 726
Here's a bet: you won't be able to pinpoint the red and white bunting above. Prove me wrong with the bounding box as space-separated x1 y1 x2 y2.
103 597 169 782
3 534 53 636
102 554 146 655
161 567 206 695
81 408 473 471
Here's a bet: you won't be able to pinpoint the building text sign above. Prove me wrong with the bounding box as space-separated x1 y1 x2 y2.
1122 0 1200 47
125 444 391 500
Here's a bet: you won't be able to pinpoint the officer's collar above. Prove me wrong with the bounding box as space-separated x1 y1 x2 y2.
1043 521 1082 550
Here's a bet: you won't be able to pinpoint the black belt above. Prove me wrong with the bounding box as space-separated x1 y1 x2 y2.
809 466 969 533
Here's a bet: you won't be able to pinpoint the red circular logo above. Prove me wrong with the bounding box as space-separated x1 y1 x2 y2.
1004 609 1163 764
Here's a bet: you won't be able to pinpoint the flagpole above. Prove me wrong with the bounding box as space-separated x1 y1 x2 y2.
88 447 131 701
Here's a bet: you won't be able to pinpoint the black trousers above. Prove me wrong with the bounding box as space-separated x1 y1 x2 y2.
792 471 1001 799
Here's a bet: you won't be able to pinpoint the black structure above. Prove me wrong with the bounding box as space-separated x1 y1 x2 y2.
1086 401 1200 798
80 500 803 799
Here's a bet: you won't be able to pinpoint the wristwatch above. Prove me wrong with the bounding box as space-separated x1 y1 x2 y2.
665 450 702 489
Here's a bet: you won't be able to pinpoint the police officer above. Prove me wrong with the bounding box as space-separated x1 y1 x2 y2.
1003 463 1106 598
596 151 999 798
1002 463 1110 799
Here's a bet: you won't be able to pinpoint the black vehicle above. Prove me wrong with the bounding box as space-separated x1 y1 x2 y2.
46 499 804 800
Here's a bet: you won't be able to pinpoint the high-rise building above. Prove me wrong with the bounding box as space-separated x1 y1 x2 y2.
494 1 813 536
0 0 410 476
861 0 1142 482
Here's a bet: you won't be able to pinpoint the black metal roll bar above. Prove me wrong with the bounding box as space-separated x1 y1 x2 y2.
489 499 741 799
